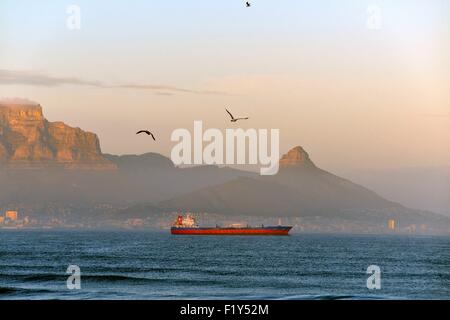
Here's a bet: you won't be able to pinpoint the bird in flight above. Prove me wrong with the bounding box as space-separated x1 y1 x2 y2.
136 130 156 140
246 2 251 7
226 108 249 122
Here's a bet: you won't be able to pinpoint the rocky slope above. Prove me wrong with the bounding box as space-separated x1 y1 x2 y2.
0 100 115 169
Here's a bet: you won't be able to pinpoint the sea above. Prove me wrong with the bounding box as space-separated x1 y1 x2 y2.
0 231 449 300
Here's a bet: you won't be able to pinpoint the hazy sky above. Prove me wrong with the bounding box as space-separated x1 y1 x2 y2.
1 0 449 173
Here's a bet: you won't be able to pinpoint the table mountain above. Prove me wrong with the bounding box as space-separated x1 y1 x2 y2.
0 99 115 169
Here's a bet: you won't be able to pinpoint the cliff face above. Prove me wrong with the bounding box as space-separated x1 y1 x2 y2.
0 101 116 169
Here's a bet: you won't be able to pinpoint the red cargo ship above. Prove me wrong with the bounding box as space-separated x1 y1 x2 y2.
171 214 292 236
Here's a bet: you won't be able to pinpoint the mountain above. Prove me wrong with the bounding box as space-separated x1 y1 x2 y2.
271 147 399 211
159 146 399 216
0 99 115 169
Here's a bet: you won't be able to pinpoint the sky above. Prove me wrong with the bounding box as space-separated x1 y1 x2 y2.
0 0 449 173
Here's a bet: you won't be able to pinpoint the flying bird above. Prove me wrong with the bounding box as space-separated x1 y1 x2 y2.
246 2 251 7
226 108 249 122
136 130 156 140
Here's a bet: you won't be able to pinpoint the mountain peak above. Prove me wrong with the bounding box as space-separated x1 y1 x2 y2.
279 146 315 168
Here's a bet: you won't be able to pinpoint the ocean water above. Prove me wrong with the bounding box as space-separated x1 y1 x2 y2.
0 231 448 300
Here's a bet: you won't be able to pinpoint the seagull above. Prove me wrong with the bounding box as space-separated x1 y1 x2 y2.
246 2 251 7
136 130 156 140
226 108 249 122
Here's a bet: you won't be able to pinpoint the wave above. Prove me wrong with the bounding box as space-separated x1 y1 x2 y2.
0 287 17 295
0 271 226 287
206 293 398 300
277 294 399 300
81 274 224 286
0 273 64 282
0 286 55 297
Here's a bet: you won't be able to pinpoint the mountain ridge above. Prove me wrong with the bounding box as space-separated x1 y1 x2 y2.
159 146 401 216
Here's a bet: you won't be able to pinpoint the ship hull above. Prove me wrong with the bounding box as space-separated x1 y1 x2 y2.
171 226 292 236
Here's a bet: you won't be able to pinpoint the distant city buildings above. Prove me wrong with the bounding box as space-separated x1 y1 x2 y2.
388 219 396 231
0 210 30 228
0 208 439 234
5 210 18 221
404 224 417 233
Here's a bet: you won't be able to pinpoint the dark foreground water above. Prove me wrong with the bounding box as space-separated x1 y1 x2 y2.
0 231 449 300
